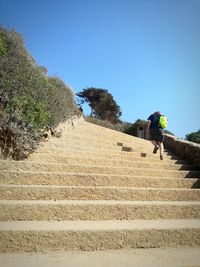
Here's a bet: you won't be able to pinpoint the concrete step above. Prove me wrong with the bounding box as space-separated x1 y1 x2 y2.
1 200 200 221
1 171 199 188
1 159 193 171
28 150 183 162
1 185 200 201
1 247 200 267
57 124 143 141
49 130 146 143
53 139 175 157
35 145 174 157
38 140 157 154
26 154 188 168
1 219 200 252
1 161 199 177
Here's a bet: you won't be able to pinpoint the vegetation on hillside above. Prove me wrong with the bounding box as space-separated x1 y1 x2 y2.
85 117 145 136
0 26 77 160
186 130 200 144
85 116 131 132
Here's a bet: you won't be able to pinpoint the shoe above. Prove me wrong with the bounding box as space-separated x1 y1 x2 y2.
160 155 163 160
153 146 159 154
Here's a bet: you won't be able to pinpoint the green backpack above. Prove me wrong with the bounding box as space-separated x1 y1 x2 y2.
159 115 168 129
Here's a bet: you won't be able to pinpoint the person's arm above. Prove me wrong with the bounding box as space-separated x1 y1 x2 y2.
146 120 151 139
146 119 151 130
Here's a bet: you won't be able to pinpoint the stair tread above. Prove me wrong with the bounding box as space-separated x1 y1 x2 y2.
1 200 200 205
1 161 192 168
1 219 200 231
2 170 198 176
1 170 199 180
3 160 192 169
1 184 200 190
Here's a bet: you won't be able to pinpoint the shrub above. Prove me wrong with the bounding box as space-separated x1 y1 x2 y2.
0 111 38 160
0 28 7 55
6 96 50 131
47 77 76 127
124 119 147 136
186 130 200 144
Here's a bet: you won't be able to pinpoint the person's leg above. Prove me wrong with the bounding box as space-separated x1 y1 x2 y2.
156 128 164 159
151 141 159 153
151 140 158 146
149 129 159 153
158 141 164 160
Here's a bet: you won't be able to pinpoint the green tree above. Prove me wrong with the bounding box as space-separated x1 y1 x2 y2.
186 130 200 144
76 87 122 123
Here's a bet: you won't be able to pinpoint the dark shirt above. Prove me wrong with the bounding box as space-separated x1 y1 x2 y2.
147 113 161 129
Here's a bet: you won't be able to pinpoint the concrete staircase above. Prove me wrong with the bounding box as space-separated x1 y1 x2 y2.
0 121 200 253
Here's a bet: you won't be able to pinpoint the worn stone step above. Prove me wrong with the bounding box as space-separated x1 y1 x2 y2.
29 150 183 162
38 143 123 152
57 137 138 148
36 145 173 157
1 159 193 171
1 185 200 201
58 124 146 141
37 133 177 154
1 219 200 252
38 140 157 154
49 131 146 144
27 154 188 167
1 200 200 221
35 137 169 152
1 161 199 177
1 171 199 188
45 138 126 148
1 247 200 267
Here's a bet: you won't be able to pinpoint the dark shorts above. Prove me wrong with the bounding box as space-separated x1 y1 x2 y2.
149 128 164 143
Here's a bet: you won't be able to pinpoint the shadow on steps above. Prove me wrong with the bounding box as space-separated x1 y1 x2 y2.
191 179 200 188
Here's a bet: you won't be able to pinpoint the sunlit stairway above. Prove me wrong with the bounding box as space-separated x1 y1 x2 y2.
0 121 200 252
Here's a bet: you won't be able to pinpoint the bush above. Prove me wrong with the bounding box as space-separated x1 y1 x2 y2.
186 130 200 144
47 77 76 126
0 28 7 55
124 119 147 136
6 96 50 131
0 111 38 160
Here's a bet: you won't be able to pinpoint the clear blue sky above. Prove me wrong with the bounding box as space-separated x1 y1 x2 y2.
1 0 199 138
